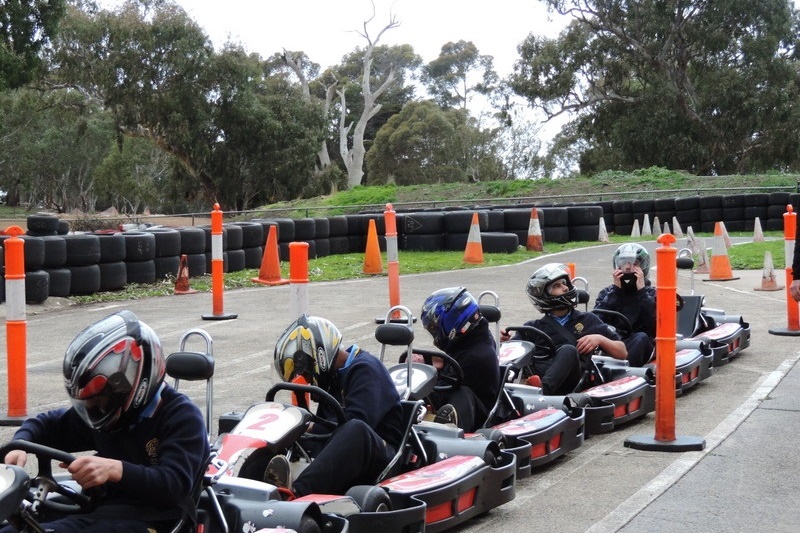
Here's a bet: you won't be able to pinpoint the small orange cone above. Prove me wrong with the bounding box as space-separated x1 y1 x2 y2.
174 254 198 294
753 216 764 242
363 218 383 274
754 251 784 291
252 225 289 285
526 208 544 251
704 222 739 281
463 212 484 264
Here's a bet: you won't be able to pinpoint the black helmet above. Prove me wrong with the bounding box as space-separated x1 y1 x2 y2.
63 311 165 433
613 243 650 278
526 263 578 312
274 315 343 389
421 287 482 351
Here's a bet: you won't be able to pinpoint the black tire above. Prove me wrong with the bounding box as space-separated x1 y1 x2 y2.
569 224 601 242
327 215 349 237
63 234 101 266
345 485 392 513
613 212 634 226
769 191 791 206
67 264 101 295
699 207 723 223
329 236 350 255
503 208 537 231
144 228 181 257
124 231 157 261
654 198 675 211
201 225 228 252
296 516 322 533
27 214 59 234
57 220 70 235
20 235 46 271
402 212 444 235
345 214 367 236
226 249 246 272
542 226 569 243
482 232 519 253
631 199 655 215
243 246 263 269
313 238 330 258
98 261 127 291
45 267 71 297
232 221 265 248
486 209 505 232
699 195 722 208
186 253 207 277
568 206 603 226
674 197 700 210
25 269 49 304
126 260 156 284
444 211 489 233
612 199 633 213
154 255 181 279
745 193 770 207
402 234 443 251
94 232 126 263
721 194 745 208
444 233 468 251
222 224 243 250
272 218 296 242
362 214 386 235
540 207 568 227
40 236 67 268
313 217 330 239
293 218 316 241
178 226 207 255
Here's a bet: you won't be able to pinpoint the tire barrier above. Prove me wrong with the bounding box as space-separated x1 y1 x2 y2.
4 191 797 303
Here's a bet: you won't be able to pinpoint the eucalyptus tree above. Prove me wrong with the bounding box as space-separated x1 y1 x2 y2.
510 0 800 175
366 100 504 185
1 0 66 91
422 40 498 112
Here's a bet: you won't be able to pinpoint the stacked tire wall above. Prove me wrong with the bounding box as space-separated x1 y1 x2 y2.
2 192 797 303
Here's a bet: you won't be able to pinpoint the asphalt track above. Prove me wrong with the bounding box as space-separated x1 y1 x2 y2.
1 238 797 532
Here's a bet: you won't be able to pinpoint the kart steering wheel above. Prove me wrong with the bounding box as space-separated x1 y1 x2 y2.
590 309 633 340
266 382 348 430
503 326 557 360
401 348 464 392
0 440 99 514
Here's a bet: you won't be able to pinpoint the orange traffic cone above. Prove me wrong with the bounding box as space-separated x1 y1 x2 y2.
363 218 383 274
526 208 544 251
174 254 198 294
463 213 484 264
754 251 784 291
252 225 289 285
704 222 739 281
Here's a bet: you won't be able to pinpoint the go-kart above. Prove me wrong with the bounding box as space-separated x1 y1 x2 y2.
380 303 584 479
216 311 516 533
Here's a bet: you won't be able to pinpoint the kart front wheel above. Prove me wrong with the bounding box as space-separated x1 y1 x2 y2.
346 485 392 513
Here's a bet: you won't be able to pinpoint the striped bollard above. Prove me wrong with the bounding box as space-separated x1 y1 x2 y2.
376 203 407 323
769 204 800 336
3 226 27 423
202 203 237 321
289 242 309 319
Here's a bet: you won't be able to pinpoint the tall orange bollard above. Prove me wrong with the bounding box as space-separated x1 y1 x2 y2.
3 225 27 421
376 204 407 323
202 203 237 321
289 241 310 319
625 233 705 452
769 205 800 336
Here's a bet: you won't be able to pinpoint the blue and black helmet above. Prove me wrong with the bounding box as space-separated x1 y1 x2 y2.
421 287 482 351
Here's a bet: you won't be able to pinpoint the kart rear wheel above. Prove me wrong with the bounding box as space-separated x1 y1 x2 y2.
297 515 322 533
346 485 392 513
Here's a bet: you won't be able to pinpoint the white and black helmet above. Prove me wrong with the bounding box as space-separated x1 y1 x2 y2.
63 311 165 433
613 243 650 278
526 263 578 312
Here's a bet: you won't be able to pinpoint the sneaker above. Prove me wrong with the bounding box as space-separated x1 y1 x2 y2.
264 454 292 492
526 375 542 388
433 404 458 426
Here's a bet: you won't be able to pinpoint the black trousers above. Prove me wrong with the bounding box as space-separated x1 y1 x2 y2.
625 332 655 367
533 344 582 395
293 419 394 497
0 517 154 533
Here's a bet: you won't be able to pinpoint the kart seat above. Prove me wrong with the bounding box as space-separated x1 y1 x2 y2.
166 328 215 440
378 399 428 481
676 295 705 338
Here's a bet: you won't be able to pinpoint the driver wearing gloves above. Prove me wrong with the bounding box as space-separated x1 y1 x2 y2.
0 311 210 533
500 263 627 395
266 315 404 500
593 243 657 367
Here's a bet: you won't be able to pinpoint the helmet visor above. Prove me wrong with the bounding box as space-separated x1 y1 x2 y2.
614 252 640 271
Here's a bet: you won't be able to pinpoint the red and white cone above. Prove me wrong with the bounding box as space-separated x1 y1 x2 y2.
526 208 544 251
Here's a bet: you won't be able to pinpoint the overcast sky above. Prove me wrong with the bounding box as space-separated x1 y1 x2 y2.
167 0 569 77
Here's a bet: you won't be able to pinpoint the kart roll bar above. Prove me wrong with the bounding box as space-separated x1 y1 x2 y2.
677 247 695 295
478 290 501 349
375 305 416 399
166 328 215 440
